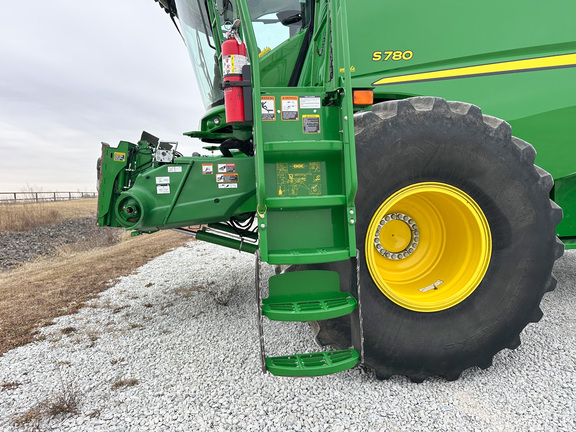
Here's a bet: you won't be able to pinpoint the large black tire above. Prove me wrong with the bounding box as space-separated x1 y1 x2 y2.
309 97 563 382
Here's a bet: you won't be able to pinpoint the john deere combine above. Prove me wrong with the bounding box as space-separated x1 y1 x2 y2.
97 0 575 381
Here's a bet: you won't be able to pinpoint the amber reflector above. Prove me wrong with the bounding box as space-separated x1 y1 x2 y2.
353 90 373 106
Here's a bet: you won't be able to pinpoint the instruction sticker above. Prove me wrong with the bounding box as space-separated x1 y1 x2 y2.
281 96 299 120
218 163 236 173
216 173 239 183
113 152 126 162
303 115 321 133
219 183 238 189
202 164 213 175
168 166 182 173
222 54 247 75
261 96 276 121
157 185 170 194
156 176 170 184
300 96 321 109
276 162 322 196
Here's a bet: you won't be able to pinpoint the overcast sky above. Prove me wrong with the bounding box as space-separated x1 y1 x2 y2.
0 1 205 192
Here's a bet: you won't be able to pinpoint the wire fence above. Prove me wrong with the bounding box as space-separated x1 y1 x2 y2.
0 192 97 204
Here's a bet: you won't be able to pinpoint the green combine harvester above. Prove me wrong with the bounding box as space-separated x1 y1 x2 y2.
97 0 575 381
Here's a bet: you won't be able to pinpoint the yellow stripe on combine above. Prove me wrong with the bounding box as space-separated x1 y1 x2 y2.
373 53 576 86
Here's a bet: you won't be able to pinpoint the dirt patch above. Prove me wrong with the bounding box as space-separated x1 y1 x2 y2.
0 216 121 270
0 225 190 355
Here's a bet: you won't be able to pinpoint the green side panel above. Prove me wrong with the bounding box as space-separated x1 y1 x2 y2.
256 88 357 265
102 153 256 232
262 270 356 321
97 141 137 227
259 31 306 87
554 173 576 237
561 238 576 250
335 0 576 235
511 106 576 181
265 349 359 377
344 0 576 181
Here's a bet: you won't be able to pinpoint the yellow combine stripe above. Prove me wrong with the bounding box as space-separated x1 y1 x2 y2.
373 53 576 86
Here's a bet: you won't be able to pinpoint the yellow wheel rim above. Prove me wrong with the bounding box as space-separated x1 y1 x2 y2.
365 182 492 312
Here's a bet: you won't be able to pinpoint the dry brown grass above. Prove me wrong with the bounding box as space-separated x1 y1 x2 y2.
0 230 190 355
0 199 97 232
111 377 139 389
11 376 80 428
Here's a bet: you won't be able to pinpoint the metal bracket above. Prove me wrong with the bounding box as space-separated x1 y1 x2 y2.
322 88 344 106
255 251 267 373
219 80 251 90
350 251 365 363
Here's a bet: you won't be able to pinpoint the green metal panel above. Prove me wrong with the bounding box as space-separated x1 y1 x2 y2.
98 142 137 227
98 150 256 232
343 0 576 183
554 173 576 238
120 0 575 242
235 0 358 265
259 32 306 87
255 86 356 264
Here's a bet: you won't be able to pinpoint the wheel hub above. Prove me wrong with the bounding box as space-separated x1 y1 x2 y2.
374 213 419 260
365 182 492 312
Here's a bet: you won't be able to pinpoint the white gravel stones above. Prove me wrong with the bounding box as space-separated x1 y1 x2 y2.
1 241 575 431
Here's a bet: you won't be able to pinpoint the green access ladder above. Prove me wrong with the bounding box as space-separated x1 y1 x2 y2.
255 259 362 377
238 0 361 377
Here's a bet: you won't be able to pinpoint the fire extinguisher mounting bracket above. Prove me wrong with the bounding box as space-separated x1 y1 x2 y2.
220 80 250 90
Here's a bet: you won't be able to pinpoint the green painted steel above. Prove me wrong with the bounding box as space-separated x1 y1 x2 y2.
265 349 359 377
195 229 258 254
339 0 576 238
94 0 576 379
262 270 357 321
230 0 358 265
97 139 256 232
343 2 575 177
99 0 576 240
98 141 139 228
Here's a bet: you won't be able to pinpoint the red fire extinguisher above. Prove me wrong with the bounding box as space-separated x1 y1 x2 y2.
222 33 247 123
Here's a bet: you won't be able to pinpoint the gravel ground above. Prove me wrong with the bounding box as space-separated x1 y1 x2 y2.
0 217 121 270
0 241 574 431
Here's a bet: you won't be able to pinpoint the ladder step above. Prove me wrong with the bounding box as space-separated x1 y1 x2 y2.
265 349 359 377
263 296 356 321
262 270 356 321
266 195 346 209
263 140 343 152
267 249 351 265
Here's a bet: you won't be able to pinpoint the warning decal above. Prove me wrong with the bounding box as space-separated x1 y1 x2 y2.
113 152 126 162
218 163 236 173
303 115 321 133
281 96 299 120
216 173 239 183
261 96 276 121
202 164 213 175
